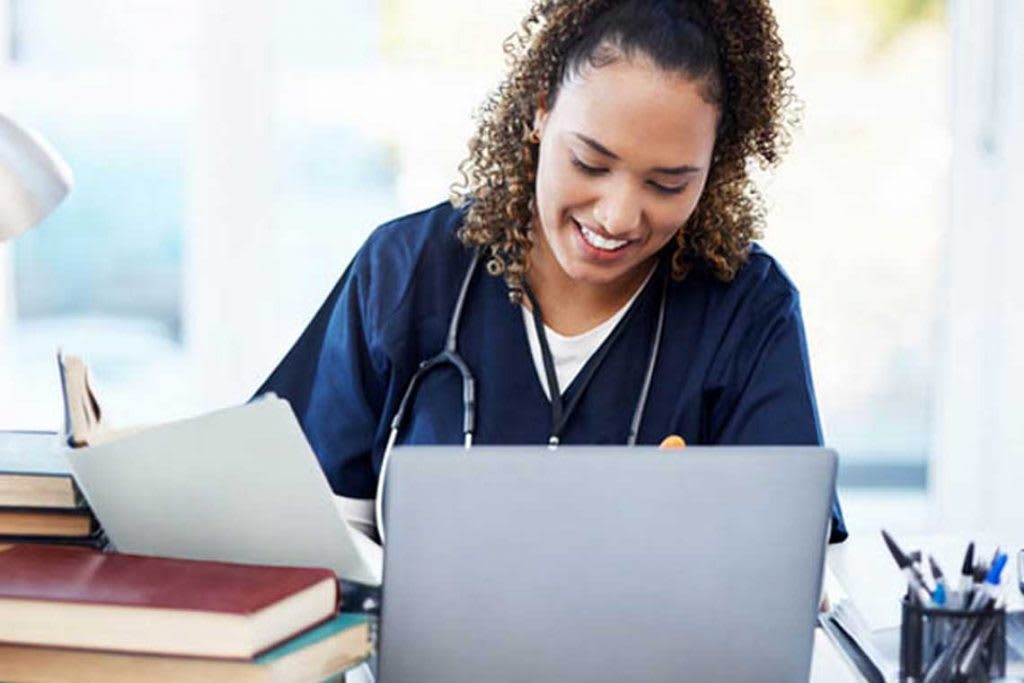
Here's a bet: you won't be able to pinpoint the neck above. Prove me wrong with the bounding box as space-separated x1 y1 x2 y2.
526 235 655 337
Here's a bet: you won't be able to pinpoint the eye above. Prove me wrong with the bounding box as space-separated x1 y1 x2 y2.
571 156 607 176
648 180 688 196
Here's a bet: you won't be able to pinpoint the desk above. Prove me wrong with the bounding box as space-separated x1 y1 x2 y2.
816 533 1024 683
811 628 863 682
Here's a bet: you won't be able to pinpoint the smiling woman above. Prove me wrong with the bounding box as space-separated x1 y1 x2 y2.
527 61 718 334
257 0 848 545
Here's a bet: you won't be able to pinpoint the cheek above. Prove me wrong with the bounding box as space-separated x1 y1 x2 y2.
673 185 707 227
650 190 705 244
535 152 589 214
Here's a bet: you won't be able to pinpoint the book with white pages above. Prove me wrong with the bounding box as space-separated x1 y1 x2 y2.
66 395 383 586
57 351 146 448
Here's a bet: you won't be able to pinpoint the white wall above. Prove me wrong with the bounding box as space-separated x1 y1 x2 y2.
184 0 279 409
932 0 1024 534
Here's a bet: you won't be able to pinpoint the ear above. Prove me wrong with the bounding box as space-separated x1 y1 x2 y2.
532 91 551 136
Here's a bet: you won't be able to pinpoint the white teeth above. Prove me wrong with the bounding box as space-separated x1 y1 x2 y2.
578 222 629 251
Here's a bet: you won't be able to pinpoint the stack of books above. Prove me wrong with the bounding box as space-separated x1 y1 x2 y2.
0 353 146 551
0 544 371 682
0 430 105 550
0 353 124 551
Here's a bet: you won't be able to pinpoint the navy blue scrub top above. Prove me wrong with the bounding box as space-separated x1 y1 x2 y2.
256 201 848 543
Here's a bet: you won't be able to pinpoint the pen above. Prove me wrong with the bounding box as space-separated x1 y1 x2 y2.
956 594 1006 678
1018 549 1024 596
928 556 947 607
881 530 933 606
969 563 987 603
965 553 1007 611
953 554 1010 678
959 541 975 596
910 551 935 593
923 553 1008 683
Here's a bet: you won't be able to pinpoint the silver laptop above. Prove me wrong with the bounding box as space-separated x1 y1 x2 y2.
379 446 836 683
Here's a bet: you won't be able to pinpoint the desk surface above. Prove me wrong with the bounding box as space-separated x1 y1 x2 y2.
810 628 862 682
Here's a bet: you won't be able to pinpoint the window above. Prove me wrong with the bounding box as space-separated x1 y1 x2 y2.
1 2 958 531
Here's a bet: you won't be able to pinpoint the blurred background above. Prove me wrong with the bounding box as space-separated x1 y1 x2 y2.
0 0 1020 538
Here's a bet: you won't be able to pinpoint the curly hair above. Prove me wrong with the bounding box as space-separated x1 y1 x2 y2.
450 0 798 302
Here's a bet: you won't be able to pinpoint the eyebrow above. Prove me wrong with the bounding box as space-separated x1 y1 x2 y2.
573 132 702 175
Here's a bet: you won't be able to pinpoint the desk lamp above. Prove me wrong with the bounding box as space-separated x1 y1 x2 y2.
0 112 72 242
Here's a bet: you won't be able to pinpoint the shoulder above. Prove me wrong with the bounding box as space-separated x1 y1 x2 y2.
358 200 468 273
731 243 802 313
669 244 806 368
349 200 475 331
684 243 802 319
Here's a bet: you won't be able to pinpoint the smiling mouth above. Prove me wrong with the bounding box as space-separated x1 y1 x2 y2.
574 219 630 252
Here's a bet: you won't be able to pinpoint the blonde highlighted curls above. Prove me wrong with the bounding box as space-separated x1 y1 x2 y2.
450 0 798 302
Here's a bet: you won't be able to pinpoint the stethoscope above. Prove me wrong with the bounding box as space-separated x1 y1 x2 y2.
374 249 670 542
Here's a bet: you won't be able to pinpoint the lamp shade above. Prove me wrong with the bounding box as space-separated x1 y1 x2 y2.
0 113 73 242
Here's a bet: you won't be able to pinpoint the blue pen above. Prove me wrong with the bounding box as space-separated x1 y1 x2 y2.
953 553 1010 678
923 553 1009 683
965 553 1008 611
928 556 947 607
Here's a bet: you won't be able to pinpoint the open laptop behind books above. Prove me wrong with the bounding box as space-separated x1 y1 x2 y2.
379 446 836 683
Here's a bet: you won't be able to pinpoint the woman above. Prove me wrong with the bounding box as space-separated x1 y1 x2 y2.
258 0 847 544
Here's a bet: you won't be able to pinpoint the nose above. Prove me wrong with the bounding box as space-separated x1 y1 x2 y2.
593 179 642 237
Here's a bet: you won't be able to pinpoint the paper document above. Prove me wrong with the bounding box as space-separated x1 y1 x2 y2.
68 396 383 585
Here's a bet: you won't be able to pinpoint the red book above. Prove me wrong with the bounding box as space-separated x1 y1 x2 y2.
0 544 338 658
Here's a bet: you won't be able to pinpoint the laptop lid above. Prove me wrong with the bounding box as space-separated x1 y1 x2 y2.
379 446 836 683
66 396 382 585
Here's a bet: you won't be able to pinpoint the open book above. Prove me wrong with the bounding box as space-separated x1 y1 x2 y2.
56 351 143 447
63 392 383 585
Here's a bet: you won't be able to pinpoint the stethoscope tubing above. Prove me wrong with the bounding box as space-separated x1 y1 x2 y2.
373 250 667 543
375 250 481 541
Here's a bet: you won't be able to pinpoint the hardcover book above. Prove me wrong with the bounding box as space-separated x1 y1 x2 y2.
0 544 339 658
0 431 81 509
0 612 370 683
0 507 95 537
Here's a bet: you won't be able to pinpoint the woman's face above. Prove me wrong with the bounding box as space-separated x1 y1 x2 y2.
532 57 719 295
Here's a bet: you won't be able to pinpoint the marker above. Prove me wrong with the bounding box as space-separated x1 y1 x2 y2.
959 541 976 595
972 563 987 593
881 530 933 606
928 556 947 607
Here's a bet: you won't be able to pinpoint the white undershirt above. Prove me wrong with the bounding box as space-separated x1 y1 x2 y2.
522 267 656 401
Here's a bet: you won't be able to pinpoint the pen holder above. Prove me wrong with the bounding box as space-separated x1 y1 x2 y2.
899 598 1006 683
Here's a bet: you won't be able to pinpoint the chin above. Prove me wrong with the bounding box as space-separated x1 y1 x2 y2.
560 259 634 287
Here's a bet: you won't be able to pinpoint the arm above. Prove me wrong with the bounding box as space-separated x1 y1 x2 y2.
254 255 390 500
706 289 848 543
